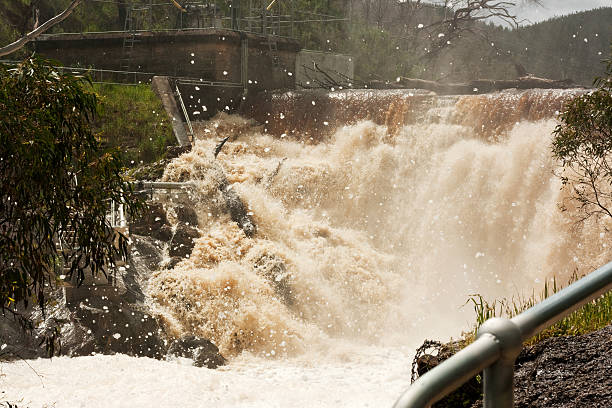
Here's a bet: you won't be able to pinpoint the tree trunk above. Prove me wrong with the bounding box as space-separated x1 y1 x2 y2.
389 76 580 95
0 0 83 58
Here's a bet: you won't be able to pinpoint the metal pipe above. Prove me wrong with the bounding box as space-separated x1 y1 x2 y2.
477 318 523 408
512 261 612 340
393 334 500 408
393 260 612 408
175 84 194 141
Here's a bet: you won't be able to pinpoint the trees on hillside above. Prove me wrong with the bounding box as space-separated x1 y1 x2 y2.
329 1 543 81
0 0 83 58
552 48 612 221
0 57 143 316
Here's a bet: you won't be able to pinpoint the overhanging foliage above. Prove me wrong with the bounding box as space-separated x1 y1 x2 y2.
0 57 143 314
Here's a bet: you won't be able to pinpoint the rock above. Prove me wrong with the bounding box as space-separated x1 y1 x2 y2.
128 160 168 181
253 254 293 305
163 256 184 270
1 281 167 361
130 202 172 242
220 182 256 237
130 235 164 272
165 145 192 160
175 205 199 227
167 335 226 368
169 222 199 258
0 309 48 360
64 288 166 359
156 224 173 242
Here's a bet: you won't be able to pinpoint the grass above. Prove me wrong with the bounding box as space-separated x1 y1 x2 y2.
92 83 176 166
466 273 612 345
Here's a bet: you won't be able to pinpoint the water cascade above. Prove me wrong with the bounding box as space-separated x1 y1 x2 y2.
149 88 610 360
5 88 611 408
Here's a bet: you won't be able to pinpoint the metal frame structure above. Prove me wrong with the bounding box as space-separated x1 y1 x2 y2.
108 0 345 38
393 260 612 408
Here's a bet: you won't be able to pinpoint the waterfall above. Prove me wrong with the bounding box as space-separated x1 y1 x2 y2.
148 88 611 357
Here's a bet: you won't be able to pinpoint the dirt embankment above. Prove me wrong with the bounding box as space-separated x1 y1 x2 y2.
511 324 612 408
470 324 612 407
418 324 612 408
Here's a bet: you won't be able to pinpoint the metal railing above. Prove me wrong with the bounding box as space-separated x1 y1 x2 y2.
175 84 194 141
393 260 612 408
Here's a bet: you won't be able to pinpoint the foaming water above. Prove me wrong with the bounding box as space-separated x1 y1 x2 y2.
149 89 610 360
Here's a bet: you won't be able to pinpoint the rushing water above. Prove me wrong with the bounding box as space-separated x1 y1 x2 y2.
151 88 610 357
4 89 611 407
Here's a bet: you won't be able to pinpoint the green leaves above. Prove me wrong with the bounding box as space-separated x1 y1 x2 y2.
552 46 612 220
0 57 144 313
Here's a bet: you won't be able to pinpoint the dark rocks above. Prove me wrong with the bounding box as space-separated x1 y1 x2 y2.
165 256 184 270
167 335 227 368
169 222 199 257
220 182 256 237
130 236 164 273
165 145 192 160
0 284 167 361
156 224 174 242
253 254 293 305
64 287 166 359
130 202 172 242
128 160 167 181
175 205 199 227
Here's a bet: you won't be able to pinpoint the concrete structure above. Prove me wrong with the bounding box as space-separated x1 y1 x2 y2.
151 76 191 146
35 29 300 93
34 29 354 136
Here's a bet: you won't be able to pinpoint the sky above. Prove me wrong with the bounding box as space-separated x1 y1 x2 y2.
511 0 612 24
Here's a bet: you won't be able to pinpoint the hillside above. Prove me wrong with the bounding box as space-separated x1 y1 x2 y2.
0 2 609 85
490 7 612 85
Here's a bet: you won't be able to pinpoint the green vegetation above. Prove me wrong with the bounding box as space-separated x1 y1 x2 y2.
0 57 143 315
552 46 612 220
93 83 175 166
466 274 612 345
1 2 610 85
463 48 612 344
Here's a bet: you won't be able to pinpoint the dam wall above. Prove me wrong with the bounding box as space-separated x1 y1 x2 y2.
35 29 299 93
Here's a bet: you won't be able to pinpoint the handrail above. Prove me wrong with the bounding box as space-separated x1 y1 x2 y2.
393 260 612 408
175 84 194 141
132 181 195 190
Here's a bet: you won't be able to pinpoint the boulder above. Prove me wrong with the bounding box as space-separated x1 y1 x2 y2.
169 222 199 258
167 335 226 368
130 202 172 242
220 183 256 237
165 145 192 160
253 254 293 305
64 288 166 359
175 205 199 227
163 256 184 270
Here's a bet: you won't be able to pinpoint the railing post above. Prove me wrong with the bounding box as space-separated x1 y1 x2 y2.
477 318 523 408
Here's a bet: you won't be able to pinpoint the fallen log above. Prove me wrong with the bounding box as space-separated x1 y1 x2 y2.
392 76 581 95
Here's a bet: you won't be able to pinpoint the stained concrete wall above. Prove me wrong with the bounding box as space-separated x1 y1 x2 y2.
35 29 300 94
295 50 354 89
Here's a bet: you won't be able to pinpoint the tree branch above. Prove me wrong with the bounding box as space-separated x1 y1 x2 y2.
0 0 84 58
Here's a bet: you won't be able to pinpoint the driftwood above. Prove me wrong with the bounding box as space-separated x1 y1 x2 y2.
300 62 580 95
374 76 580 94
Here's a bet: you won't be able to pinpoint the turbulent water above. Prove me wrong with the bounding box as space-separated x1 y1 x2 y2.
149 89 610 358
4 89 611 407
